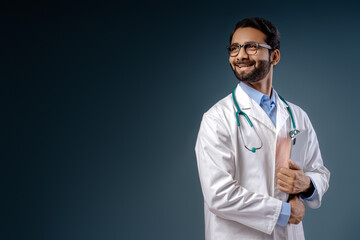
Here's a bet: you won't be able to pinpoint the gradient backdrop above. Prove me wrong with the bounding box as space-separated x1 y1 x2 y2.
2 1 359 239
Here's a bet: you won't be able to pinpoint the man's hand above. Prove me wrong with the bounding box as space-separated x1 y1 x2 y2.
277 160 311 194
288 195 305 224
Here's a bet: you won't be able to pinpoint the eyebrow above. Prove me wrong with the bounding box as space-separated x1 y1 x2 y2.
231 41 258 45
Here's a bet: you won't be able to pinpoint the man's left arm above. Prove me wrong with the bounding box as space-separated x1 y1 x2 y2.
277 113 330 209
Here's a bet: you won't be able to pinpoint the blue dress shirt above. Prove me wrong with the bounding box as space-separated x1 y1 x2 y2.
239 82 318 226
239 82 277 126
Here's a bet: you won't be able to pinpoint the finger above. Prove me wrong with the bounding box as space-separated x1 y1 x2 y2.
278 181 289 191
277 177 294 192
278 184 295 194
279 167 295 177
278 178 292 188
279 185 293 194
277 172 294 183
288 159 301 170
279 186 291 194
289 217 301 224
288 218 300 225
278 180 294 193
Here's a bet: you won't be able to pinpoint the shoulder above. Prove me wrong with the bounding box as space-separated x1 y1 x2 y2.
286 101 307 116
203 93 234 122
197 92 237 137
285 100 313 128
197 93 235 142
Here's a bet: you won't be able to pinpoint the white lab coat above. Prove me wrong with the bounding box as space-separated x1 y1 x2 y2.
195 85 330 240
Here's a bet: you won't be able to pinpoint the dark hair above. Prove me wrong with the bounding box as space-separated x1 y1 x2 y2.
229 17 280 51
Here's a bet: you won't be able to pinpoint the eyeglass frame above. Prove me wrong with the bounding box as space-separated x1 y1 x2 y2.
226 42 272 56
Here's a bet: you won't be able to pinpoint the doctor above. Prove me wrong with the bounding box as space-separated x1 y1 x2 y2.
195 17 330 240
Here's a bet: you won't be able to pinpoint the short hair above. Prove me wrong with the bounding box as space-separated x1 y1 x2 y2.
229 17 280 51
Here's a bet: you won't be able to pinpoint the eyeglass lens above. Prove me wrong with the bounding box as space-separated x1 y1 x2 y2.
229 43 258 56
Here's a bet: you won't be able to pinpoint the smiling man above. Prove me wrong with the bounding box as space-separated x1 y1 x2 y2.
195 17 330 239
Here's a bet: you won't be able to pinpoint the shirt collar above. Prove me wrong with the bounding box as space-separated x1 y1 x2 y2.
269 88 277 105
239 82 277 105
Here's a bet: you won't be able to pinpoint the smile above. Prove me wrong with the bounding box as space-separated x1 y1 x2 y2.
236 64 254 70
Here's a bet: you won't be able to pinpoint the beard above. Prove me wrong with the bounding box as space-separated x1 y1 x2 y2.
231 59 271 83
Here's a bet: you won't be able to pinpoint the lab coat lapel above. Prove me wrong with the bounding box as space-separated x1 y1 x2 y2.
234 85 276 133
275 93 290 134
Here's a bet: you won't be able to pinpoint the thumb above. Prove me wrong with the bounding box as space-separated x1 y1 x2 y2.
288 159 301 170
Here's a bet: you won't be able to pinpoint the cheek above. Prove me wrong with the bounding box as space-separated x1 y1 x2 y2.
229 58 235 68
253 57 267 67
230 56 238 65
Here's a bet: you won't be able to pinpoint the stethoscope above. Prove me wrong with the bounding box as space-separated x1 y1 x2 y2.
232 86 300 153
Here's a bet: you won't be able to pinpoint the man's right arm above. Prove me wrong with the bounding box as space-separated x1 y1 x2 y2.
195 113 282 235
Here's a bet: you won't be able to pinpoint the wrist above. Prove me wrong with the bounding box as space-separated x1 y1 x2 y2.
301 177 314 198
304 176 311 192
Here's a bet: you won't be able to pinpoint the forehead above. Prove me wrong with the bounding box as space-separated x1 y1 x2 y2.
231 27 267 44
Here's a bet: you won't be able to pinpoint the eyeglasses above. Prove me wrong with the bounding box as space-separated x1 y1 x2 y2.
227 42 272 57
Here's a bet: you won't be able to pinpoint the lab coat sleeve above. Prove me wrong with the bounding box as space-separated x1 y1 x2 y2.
195 112 282 235
302 113 330 209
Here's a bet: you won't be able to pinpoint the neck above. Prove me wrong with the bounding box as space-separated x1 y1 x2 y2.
242 69 273 96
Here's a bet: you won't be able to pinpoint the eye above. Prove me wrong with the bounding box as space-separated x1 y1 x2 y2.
229 45 239 52
246 43 257 50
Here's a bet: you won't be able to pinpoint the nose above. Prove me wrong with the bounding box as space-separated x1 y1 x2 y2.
236 46 249 60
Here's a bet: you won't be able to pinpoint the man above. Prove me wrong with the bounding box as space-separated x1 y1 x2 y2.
195 17 330 239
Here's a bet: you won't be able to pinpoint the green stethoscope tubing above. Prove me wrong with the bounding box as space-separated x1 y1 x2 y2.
277 94 300 139
232 86 300 152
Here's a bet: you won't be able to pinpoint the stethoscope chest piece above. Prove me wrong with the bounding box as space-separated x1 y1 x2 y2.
289 129 300 140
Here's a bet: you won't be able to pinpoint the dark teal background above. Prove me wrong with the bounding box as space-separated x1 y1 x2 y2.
2 1 359 239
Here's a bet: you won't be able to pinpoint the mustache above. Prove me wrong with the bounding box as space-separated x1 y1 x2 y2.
234 60 256 65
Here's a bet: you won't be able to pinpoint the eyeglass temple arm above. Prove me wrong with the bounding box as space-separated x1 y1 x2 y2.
258 43 272 50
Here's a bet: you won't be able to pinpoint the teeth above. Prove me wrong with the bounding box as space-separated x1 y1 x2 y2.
237 65 251 68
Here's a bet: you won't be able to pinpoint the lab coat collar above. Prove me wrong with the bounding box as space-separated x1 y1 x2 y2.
239 82 265 106
234 84 290 134
275 93 291 134
234 84 277 133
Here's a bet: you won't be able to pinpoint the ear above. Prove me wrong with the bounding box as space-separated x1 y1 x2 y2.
271 49 280 66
